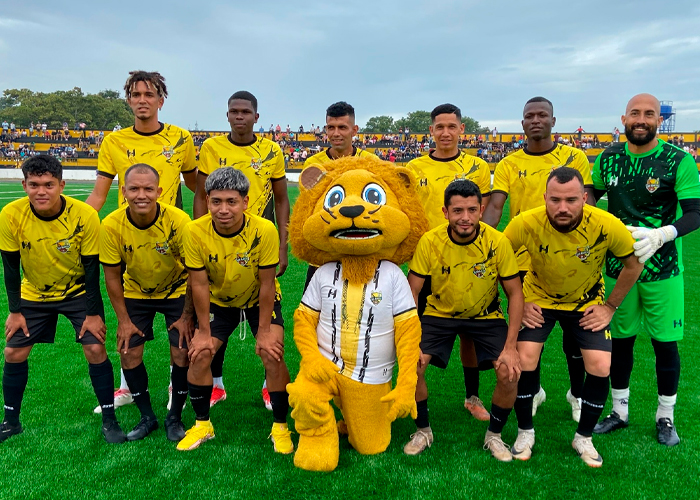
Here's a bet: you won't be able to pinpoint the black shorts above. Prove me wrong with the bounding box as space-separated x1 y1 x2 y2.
8 296 104 348
517 308 611 352
124 296 186 348
420 316 508 369
209 301 284 342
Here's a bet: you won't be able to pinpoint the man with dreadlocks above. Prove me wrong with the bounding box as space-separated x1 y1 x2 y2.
86 70 198 413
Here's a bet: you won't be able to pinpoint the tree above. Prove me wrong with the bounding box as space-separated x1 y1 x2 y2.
461 116 482 134
394 111 432 134
362 115 395 133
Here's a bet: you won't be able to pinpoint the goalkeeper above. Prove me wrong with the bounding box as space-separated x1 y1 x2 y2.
591 93 700 447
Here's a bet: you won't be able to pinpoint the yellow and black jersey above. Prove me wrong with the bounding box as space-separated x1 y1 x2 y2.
97 123 196 208
0 196 99 302
302 147 375 169
100 203 190 299
182 213 281 308
406 151 492 230
502 205 635 311
409 222 519 319
197 134 285 220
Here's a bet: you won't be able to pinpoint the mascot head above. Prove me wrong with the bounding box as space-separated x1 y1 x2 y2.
290 155 428 284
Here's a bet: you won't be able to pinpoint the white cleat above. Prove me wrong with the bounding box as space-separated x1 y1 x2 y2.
566 389 582 423
532 387 546 416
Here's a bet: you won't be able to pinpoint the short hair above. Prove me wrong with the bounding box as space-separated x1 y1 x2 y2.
326 101 355 119
21 155 62 180
228 91 258 112
525 96 553 114
124 70 168 99
444 179 482 207
547 167 583 187
124 163 160 184
431 103 462 122
205 167 250 197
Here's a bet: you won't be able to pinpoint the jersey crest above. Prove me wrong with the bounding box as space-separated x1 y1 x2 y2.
370 291 383 305
472 263 486 278
235 252 249 266
162 146 174 159
250 158 263 171
575 245 590 262
56 239 70 253
646 178 660 193
155 241 169 255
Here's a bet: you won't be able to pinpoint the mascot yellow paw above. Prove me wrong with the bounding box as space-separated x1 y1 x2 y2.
294 432 340 472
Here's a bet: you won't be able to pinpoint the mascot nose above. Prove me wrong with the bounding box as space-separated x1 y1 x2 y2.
339 205 365 218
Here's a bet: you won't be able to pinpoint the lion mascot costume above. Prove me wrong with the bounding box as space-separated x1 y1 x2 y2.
287 155 429 471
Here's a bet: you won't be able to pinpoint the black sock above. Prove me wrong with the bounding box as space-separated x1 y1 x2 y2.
189 383 212 421
211 339 228 379
269 391 289 424
167 364 189 420
563 333 585 399
89 359 117 423
414 399 429 429
463 366 479 399
2 360 28 425
610 336 636 389
514 369 539 430
488 404 511 434
577 373 609 437
652 339 680 396
122 362 155 419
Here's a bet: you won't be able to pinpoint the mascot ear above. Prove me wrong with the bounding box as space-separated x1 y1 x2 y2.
394 167 414 189
300 164 327 191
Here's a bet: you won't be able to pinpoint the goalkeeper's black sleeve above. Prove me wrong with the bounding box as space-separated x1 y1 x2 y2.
673 198 700 237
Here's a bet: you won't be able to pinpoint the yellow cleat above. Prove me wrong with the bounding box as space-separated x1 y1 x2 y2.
176 420 215 451
269 423 294 454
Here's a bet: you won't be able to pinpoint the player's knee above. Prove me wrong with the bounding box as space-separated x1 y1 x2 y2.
170 346 189 367
259 351 285 371
82 344 107 364
495 363 518 386
4 347 29 364
119 349 142 369
585 357 610 378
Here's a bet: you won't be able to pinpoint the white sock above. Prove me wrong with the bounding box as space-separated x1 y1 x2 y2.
611 388 629 420
120 369 129 391
213 376 224 389
656 394 676 423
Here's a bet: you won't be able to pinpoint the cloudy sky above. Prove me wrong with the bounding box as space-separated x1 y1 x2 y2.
1 1 699 133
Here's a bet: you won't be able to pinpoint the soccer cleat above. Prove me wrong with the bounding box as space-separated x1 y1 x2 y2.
210 386 227 407
93 388 134 414
511 429 535 461
262 386 273 411
464 396 490 421
165 415 186 442
593 411 629 434
0 421 23 443
177 420 215 451
532 387 546 416
101 420 127 444
269 422 294 454
572 434 603 467
403 428 433 455
566 389 582 423
656 418 680 447
127 415 159 441
483 431 513 462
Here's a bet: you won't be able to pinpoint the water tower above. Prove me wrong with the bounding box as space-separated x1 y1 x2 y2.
659 101 675 133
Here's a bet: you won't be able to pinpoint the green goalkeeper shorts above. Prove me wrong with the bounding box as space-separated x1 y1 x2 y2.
604 273 684 342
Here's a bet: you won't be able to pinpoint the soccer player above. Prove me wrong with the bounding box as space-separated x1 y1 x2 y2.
503 167 643 467
483 96 596 422
100 164 194 442
178 167 292 453
86 70 198 411
193 91 290 409
403 179 522 460
405 104 493 422
0 156 125 443
591 93 700 446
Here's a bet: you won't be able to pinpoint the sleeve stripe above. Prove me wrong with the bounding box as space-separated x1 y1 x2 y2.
615 252 635 260
491 189 508 197
501 272 520 281
271 176 286 182
482 191 492 197
584 184 594 188
259 262 279 269
96 171 115 179
408 270 428 279
100 261 122 267
300 301 320 313
181 167 197 173
0 250 20 256
394 306 417 317
185 265 206 271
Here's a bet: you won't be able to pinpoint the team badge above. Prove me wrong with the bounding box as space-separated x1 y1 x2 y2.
472 263 486 278
56 239 70 253
646 178 660 193
370 291 382 305
454 173 467 180
250 158 263 171
155 242 169 255
575 245 590 261
235 252 250 266
162 146 174 159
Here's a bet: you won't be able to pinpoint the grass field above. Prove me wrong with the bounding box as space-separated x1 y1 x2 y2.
0 181 698 500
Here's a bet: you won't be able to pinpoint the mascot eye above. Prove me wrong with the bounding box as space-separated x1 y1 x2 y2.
324 185 345 209
362 183 386 206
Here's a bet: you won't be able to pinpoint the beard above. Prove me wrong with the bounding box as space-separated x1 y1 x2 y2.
624 123 656 146
547 211 583 233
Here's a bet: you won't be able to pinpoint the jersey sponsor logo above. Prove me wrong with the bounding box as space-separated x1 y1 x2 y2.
604 329 611 340
539 244 549 254
608 176 619 187
208 254 218 263
370 291 382 305
441 266 451 275
126 149 136 159
219 157 227 166
21 241 31 250
418 178 428 187
646 178 660 193
575 245 590 262
155 242 169 255
162 146 174 159
123 244 133 253
518 170 527 178
328 288 337 299
674 319 682 328
235 252 249 266
56 239 70 253
250 158 263 171
472 263 486 278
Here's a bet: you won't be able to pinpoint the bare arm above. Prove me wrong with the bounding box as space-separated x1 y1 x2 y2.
498 275 523 381
407 272 425 308
103 263 142 352
182 169 198 193
189 268 211 334
272 179 290 277
193 172 208 219
584 186 597 207
482 192 507 228
85 175 113 211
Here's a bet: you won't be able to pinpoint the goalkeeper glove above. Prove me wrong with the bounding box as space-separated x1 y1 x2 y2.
626 225 677 263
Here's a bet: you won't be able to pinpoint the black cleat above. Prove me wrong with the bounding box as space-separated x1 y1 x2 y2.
0 421 23 443
656 418 680 447
127 415 159 441
593 411 629 434
102 420 127 444
165 415 186 442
